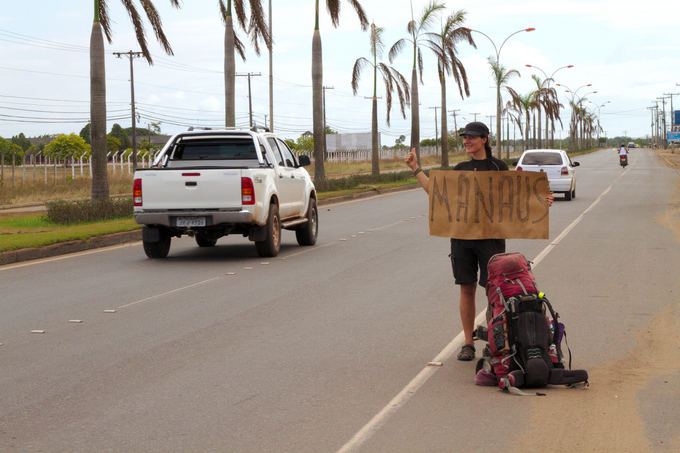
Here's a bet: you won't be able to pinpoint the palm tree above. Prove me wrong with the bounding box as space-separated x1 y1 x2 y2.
540 88 562 147
219 0 271 128
389 0 445 167
312 0 368 189
424 10 475 168
352 23 410 176
509 92 534 151
90 0 179 201
488 57 520 156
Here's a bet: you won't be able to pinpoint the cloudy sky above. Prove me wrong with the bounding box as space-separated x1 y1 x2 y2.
1 0 678 145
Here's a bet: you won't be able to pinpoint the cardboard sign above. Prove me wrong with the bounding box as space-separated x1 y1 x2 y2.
428 170 550 239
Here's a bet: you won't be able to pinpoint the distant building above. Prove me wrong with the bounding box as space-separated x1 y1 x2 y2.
325 132 377 152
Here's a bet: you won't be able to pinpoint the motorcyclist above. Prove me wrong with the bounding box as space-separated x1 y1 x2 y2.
618 144 629 166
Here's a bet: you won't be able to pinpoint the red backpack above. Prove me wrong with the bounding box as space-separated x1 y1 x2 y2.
477 252 588 394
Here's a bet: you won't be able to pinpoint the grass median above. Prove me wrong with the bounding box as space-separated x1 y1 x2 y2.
0 213 140 252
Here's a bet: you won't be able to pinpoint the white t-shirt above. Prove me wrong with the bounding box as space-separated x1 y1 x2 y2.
619 147 628 156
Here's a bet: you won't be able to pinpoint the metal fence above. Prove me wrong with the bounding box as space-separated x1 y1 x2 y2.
0 146 446 187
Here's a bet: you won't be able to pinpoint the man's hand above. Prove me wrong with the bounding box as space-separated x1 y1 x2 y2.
546 192 554 207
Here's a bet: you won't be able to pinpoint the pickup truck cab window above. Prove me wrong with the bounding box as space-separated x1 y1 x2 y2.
277 139 298 168
266 137 285 166
171 138 257 161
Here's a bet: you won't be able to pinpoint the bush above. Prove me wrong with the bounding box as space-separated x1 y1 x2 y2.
46 198 133 224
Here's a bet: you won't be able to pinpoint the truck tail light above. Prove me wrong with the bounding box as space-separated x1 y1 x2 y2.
241 177 255 205
133 178 142 206
561 166 568 175
516 166 523 171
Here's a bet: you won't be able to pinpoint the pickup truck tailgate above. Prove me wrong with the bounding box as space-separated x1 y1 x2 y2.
138 169 243 209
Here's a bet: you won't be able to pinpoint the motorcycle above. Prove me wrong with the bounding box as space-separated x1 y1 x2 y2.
619 154 628 168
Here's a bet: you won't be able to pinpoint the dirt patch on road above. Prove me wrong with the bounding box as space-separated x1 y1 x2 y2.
658 151 680 172
513 303 680 453
513 153 680 453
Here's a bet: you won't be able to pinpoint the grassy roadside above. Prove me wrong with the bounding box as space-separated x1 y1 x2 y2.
0 215 139 251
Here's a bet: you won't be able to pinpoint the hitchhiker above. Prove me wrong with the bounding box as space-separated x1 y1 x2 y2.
405 121 554 361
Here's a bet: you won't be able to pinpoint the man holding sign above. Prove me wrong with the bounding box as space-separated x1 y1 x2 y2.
405 122 554 361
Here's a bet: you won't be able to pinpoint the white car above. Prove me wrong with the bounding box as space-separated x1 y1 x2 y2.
514 149 580 200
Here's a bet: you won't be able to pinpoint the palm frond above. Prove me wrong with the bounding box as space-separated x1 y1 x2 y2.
346 0 369 30
139 0 174 56
388 38 407 63
219 0 228 22
417 47 423 83
247 0 271 54
97 0 113 42
370 23 385 60
121 0 151 62
233 0 248 29
418 1 446 33
351 57 371 95
234 32 246 61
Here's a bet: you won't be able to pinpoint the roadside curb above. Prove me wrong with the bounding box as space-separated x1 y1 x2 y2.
0 184 420 266
0 230 142 266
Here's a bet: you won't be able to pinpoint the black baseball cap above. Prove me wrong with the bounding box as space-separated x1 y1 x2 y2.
459 122 489 137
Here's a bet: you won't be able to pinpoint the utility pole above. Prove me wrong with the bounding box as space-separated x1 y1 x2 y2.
449 109 460 153
471 112 480 122
429 106 440 155
663 92 679 131
323 86 334 157
113 50 143 168
657 96 669 148
647 106 656 146
268 0 274 132
236 72 262 128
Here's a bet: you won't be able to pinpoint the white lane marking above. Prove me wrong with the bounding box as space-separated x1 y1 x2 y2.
336 171 625 453
117 277 221 310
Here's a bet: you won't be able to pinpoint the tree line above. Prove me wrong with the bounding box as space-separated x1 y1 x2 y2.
46 0 599 200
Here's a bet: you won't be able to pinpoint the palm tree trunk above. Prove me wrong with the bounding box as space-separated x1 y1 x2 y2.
505 117 510 159
496 84 502 158
525 110 530 150
537 108 542 148
371 97 379 176
90 17 109 201
312 28 326 187
440 75 448 167
410 68 420 166
224 15 236 127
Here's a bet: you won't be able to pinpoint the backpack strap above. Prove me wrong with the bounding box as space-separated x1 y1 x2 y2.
542 296 573 368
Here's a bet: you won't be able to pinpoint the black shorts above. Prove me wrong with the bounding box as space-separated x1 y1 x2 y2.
450 238 506 287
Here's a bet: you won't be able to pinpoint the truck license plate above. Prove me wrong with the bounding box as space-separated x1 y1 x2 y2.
176 216 206 227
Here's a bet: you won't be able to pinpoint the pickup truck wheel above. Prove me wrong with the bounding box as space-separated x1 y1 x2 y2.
295 198 318 246
255 203 281 257
195 233 217 247
143 228 171 258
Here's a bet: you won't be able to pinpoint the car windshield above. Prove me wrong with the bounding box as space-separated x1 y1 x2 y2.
521 152 563 165
172 138 257 160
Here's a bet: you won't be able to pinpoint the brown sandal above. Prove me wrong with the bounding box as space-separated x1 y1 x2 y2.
457 344 476 361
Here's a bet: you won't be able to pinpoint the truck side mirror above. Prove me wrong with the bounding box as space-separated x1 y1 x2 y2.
298 155 311 167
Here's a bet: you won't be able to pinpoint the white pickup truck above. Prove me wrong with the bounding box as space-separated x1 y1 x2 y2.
133 129 317 258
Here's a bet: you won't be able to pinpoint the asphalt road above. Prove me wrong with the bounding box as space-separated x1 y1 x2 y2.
1 148 679 452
